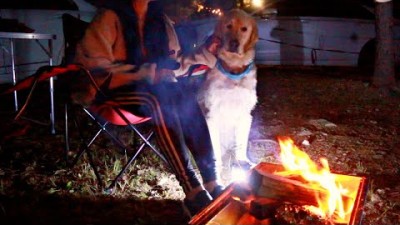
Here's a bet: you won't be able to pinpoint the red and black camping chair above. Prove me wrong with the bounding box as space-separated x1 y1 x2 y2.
1 63 167 193
61 14 168 193
0 13 169 193
63 66 167 193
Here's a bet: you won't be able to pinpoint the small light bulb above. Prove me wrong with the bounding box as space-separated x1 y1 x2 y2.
252 0 264 8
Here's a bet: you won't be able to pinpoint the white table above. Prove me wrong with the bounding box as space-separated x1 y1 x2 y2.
0 32 57 134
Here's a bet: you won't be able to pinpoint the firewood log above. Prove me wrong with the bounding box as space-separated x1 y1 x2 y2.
249 165 354 207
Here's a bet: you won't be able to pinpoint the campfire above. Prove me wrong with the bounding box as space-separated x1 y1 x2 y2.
189 137 368 225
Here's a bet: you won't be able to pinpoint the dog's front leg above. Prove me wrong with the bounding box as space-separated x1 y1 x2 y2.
234 114 253 162
205 117 223 179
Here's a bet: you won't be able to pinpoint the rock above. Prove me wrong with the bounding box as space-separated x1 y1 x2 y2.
297 129 313 136
308 119 337 130
301 140 310 146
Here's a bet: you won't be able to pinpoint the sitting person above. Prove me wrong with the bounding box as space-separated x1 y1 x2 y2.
71 0 223 216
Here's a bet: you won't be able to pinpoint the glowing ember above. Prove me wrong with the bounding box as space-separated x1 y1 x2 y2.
275 137 356 223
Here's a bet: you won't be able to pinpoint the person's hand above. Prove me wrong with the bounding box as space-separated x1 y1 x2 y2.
154 68 175 83
205 35 222 55
138 63 157 83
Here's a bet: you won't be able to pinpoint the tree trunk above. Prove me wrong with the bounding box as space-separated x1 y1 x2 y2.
373 0 396 89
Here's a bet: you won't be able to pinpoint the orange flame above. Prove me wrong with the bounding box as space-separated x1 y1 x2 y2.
275 137 356 223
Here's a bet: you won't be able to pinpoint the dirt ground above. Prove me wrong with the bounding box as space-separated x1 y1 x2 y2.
0 66 399 225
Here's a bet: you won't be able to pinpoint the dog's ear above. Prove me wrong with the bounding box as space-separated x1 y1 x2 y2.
244 17 259 52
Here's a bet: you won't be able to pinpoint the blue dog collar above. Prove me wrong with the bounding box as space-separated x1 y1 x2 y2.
216 60 254 80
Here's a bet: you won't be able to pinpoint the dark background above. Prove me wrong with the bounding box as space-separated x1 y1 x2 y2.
0 0 399 19
0 0 398 11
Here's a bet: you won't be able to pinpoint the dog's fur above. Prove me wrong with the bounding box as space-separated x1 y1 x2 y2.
197 9 259 182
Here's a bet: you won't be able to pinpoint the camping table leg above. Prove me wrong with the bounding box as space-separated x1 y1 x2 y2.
0 32 57 134
9 38 18 112
48 39 55 134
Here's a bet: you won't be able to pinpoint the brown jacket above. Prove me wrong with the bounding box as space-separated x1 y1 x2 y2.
72 9 217 106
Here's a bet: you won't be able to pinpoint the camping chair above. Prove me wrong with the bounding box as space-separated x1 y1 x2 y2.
0 63 167 193
0 14 88 128
64 67 167 194
60 14 167 193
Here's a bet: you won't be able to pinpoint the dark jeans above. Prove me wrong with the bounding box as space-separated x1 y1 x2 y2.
107 80 217 194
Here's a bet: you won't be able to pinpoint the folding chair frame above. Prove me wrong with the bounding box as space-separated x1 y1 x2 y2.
64 68 167 194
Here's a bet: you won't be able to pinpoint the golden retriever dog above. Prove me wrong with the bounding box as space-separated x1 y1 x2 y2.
197 9 259 183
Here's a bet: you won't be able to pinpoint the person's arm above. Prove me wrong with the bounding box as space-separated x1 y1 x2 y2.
174 47 218 78
74 9 155 89
163 16 219 79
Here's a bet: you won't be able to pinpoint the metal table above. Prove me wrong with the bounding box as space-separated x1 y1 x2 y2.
0 32 57 134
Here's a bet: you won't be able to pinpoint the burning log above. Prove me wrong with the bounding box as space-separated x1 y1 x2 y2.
249 163 354 208
189 162 367 225
249 198 279 220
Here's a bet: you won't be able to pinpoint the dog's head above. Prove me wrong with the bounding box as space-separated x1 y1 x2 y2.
214 9 258 55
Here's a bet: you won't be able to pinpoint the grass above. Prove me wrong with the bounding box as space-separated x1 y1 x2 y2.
355 161 368 174
54 108 182 198
67 144 182 198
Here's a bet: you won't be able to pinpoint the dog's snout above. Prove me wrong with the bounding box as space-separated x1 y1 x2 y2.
228 39 240 52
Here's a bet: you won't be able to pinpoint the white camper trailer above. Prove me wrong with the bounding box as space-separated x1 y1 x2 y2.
0 0 96 83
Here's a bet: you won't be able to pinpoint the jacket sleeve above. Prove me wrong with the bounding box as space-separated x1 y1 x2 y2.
74 10 124 71
173 47 217 78
73 9 150 87
163 16 217 78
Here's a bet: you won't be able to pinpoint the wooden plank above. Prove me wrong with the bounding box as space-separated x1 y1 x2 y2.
249 164 353 207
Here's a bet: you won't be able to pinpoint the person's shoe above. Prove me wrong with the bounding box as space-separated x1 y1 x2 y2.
183 190 213 217
210 185 225 199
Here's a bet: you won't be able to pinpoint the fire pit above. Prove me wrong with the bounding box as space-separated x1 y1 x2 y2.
189 138 368 225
